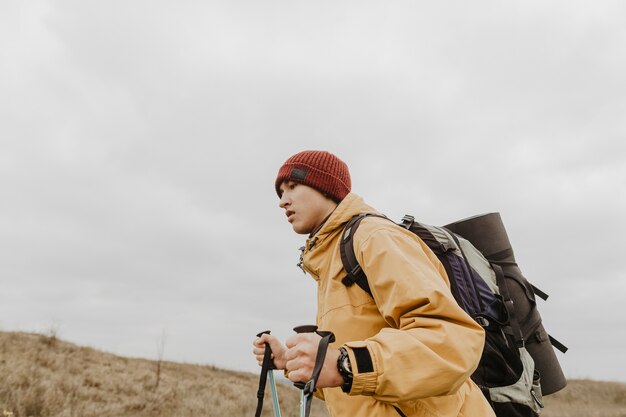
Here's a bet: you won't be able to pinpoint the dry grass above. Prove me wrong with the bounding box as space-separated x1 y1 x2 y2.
1 331 624 417
542 379 626 417
0 331 328 417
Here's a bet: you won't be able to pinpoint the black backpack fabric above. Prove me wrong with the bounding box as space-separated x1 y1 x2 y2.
339 212 567 417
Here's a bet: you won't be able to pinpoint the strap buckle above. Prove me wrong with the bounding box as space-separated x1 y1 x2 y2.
400 214 415 229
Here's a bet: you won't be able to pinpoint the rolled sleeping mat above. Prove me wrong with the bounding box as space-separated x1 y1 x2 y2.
444 212 567 395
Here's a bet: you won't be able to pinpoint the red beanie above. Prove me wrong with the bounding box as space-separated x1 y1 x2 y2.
275 150 351 202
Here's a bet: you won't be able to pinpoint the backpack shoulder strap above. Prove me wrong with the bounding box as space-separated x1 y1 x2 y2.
340 213 387 297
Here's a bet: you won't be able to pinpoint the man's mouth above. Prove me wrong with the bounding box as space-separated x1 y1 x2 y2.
286 210 295 222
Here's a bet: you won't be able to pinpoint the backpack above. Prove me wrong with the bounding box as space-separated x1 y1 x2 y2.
339 212 567 417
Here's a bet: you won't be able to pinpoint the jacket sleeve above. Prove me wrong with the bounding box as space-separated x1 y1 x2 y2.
343 223 485 402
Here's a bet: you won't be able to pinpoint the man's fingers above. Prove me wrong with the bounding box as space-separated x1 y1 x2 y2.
285 352 315 378
252 333 289 370
255 352 275 367
256 334 270 346
258 333 282 352
286 332 321 348
281 333 324 381
253 336 269 367
252 344 265 356
286 369 306 383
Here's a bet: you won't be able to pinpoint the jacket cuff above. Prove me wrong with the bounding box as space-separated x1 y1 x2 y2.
344 342 377 396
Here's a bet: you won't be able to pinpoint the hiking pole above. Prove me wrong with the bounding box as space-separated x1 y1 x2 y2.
255 331 282 417
292 325 336 417
267 363 281 417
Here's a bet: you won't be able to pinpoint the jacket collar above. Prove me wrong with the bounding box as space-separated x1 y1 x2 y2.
305 193 380 250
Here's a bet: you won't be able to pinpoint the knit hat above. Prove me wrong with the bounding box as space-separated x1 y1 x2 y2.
275 150 351 202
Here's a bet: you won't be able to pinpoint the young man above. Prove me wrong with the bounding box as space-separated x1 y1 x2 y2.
253 150 495 417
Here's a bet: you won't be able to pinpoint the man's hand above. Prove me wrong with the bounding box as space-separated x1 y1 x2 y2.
284 332 344 388
253 333 288 370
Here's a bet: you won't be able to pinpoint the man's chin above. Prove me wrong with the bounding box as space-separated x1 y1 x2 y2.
291 223 311 235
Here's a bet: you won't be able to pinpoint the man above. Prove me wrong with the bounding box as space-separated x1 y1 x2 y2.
253 150 495 416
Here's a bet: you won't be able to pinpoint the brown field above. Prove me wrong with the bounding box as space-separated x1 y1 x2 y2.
1 331 624 417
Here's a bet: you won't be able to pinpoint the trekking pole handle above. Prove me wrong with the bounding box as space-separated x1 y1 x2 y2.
257 330 282 417
255 330 276 417
257 330 276 370
293 325 318 334
292 326 317 389
291 325 336 393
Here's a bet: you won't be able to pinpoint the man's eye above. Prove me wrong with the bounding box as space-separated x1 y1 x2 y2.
289 183 297 189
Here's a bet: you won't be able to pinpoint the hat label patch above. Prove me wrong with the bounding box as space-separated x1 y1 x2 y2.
290 168 308 181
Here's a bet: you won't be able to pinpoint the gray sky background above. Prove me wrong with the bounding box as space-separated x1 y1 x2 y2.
1 1 625 383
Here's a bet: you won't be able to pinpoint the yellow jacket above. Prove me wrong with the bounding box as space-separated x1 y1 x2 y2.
300 193 495 417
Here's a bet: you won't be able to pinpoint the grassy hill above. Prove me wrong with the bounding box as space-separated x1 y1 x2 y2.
1 331 624 417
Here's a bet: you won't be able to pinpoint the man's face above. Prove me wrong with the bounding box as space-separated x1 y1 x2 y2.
278 180 337 234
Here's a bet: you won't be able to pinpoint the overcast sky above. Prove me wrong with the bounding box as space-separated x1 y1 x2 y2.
1 1 625 384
